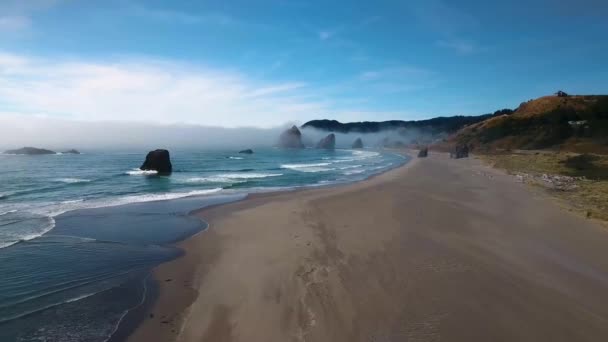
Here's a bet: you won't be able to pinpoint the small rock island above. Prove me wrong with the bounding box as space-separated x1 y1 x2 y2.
3 147 57 155
316 133 336 149
140 149 173 175
278 125 305 149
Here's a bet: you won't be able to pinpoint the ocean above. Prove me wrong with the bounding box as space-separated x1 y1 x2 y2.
0 148 407 341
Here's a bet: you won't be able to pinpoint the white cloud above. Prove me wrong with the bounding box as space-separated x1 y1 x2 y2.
0 53 335 127
1 52 422 128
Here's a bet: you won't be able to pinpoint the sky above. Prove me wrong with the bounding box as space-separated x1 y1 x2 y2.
0 0 607 128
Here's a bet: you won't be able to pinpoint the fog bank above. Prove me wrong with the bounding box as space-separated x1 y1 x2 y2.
0 116 435 152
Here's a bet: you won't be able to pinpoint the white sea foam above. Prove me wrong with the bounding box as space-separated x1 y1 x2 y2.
0 188 225 249
281 162 334 173
55 178 91 184
125 169 158 175
0 209 17 216
339 164 363 170
0 216 56 249
219 173 282 179
228 156 244 160
342 169 366 175
185 173 282 183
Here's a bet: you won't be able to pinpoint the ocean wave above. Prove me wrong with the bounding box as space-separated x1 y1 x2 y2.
125 169 158 176
0 216 56 249
54 178 91 184
0 188 224 249
104 188 224 206
281 162 334 173
281 162 331 169
185 173 282 183
342 169 366 175
0 209 18 216
339 164 363 170
228 156 244 160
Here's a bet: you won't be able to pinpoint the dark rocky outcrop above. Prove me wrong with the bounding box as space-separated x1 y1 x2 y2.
62 149 80 154
140 149 172 174
418 147 428 158
238 149 254 154
278 125 305 148
3 147 56 155
450 145 469 159
316 134 336 149
352 138 364 149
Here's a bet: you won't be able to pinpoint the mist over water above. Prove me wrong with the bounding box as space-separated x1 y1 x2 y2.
0 116 430 151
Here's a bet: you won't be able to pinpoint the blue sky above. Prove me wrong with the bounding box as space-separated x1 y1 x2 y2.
0 0 607 127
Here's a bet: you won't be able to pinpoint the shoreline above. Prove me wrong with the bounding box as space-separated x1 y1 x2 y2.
128 151 608 341
119 151 412 342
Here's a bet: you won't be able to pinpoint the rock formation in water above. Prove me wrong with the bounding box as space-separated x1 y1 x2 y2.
417 147 428 158
278 125 305 148
316 133 336 149
140 149 172 174
238 149 254 154
3 147 56 155
352 138 364 149
62 149 81 154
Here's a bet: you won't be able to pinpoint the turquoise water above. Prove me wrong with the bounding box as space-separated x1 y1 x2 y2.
0 148 406 341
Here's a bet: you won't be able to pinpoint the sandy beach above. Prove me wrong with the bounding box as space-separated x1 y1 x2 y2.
128 151 608 342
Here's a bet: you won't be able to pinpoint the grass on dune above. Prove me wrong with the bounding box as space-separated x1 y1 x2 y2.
481 152 608 223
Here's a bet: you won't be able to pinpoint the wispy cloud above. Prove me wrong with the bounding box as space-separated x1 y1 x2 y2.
128 5 239 26
0 0 62 33
0 16 31 31
0 51 425 127
357 66 439 93
0 52 331 127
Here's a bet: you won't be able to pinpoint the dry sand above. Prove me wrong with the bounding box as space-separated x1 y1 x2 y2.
128 152 608 342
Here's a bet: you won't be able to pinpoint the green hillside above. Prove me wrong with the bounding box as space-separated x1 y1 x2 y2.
454 95 608 153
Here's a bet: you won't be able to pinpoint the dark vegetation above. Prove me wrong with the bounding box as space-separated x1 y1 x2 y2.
560 154 608 180
302 115 494 135
456 95 608 153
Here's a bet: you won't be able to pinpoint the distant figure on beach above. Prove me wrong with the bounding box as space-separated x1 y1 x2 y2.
418 147 428 158
450 145 469 159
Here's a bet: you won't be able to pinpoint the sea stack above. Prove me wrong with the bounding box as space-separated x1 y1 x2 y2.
238 149 254 154
352 138 363 149
140 149 172 174
278 125 305 148
316 133 336 149
62 149 81 154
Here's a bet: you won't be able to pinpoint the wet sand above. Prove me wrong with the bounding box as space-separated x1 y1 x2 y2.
128 152 608 342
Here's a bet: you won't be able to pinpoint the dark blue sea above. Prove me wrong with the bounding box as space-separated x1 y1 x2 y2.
0 148 406 341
